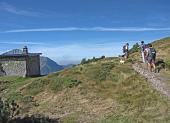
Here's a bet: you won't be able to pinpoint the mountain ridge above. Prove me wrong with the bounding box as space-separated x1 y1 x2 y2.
40 56 64 75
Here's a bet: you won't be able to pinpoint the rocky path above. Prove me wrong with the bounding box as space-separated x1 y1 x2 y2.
132 63 170 101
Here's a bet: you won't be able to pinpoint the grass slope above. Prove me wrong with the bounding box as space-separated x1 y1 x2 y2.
0 57 170 123
153 37 170 63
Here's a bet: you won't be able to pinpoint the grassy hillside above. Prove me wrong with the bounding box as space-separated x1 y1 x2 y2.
153 37 170 90
1 57 170 123
1 37 170 123
152 37 170 64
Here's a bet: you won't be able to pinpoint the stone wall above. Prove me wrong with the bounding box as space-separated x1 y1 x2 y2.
27 56 40 76
0 56 41 77
0 63 6 76
0 58 27 77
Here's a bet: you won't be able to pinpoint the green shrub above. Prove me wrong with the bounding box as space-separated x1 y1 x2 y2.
10 114 59 123
165 61 170 70
0 80 11 92
110 74 119 82
7 92 23 101
92 57 96 62
96 63 115 82
127 58 134 63
101 55 105 59
0 98 20 123
129 43 139 54
81 58 86 64
48 78 81 92
25 79 49 96
21 96 34 104
81 56 106 65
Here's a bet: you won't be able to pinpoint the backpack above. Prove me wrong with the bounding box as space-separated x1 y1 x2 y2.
123 45 126 53
141 44 146 51
148 48 156 59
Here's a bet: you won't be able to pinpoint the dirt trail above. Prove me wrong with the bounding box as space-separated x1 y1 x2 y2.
132 63 170 101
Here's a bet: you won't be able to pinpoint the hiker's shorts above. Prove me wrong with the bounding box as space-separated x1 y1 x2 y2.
145 57 148 63
148 57 155 64
124 52 128 58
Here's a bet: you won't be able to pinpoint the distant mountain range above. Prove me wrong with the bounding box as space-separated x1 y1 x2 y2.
62 64 74 69
1 49 73 75
40 57 64 75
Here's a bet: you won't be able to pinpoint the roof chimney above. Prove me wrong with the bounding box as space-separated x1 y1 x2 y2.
23 46 28 54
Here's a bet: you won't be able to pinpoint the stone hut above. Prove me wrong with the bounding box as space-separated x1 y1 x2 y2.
0 46 42 77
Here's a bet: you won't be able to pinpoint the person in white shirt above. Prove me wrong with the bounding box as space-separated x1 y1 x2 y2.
123 43 129 59
140 41 146 63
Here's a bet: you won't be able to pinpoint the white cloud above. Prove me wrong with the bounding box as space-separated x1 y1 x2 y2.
30 43 122 65
0 2 41 16
3 27 170 33
0 41 44 45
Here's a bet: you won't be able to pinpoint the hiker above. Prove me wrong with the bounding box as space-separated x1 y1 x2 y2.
147 44 156 72
123 43 129 59
140 41 146 63
123 45 125 54
144 44 149 62
143 44 150 69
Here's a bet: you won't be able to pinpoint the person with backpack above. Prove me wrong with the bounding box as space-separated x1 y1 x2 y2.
123 45 126 54
140 41 146 63
123 43 129 59
144 44 149 62
147 43 156 72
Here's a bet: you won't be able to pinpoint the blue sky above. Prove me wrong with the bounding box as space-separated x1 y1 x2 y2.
0 0 170 64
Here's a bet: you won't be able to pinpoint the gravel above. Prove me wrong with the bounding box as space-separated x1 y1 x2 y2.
133 63 170 101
